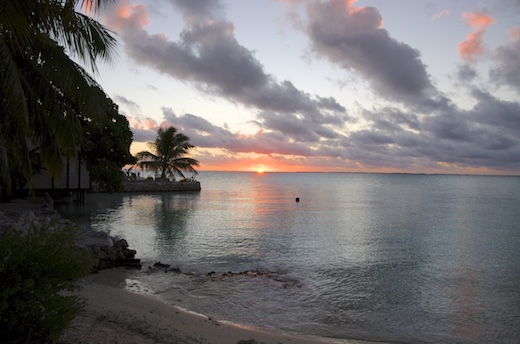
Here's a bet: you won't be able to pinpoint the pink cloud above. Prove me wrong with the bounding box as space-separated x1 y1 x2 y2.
103 0 150 31
510 26 520 39
458 12 496 62
127 115 158 131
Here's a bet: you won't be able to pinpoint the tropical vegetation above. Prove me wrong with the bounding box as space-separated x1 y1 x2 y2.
81 99 136 192
0 222 93 343
0 0 118 197
136 126 199 180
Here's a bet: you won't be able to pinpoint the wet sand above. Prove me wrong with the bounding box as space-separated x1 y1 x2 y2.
59 268 371 344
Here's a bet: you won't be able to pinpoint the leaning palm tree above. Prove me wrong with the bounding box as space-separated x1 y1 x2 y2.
0 0 117 194
136 127 199 180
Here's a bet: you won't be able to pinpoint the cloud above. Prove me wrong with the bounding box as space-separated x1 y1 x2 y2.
165 0 225 24
104 0 150 30
432 9 451 20
125 114 159 142
458 12 496 62
107 0 520 175
124 85 520 174
114 95 141 112
456 64 479 83
489 26 520 92
298 0 440 108
104 1 347 138
103 0 351 157
331 90 520 172
158 108 318 157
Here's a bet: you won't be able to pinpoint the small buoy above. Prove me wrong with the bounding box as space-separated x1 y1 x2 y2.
295 197 300 202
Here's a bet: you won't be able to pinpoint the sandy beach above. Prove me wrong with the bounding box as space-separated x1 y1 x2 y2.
59 268 369 344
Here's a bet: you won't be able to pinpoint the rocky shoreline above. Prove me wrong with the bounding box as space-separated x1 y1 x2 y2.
0 196 142 271
2 197 368 344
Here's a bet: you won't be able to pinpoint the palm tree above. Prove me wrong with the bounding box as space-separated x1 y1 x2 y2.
0 0 117 194
136 127 199 181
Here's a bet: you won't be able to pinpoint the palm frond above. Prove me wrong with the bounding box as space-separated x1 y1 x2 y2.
0 36 30 131
53 11 118 72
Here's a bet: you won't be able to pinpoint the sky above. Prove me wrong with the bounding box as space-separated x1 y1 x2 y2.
86 0 520 174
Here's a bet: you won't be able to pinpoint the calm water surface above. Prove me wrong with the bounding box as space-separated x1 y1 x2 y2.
57 172 520 343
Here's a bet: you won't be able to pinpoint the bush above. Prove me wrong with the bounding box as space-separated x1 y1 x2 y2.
0 223 93 343
89 160 126 192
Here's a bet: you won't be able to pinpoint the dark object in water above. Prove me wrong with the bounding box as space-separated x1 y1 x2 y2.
153 262 170 268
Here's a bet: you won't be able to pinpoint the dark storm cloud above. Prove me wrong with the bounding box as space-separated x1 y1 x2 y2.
347 92 520 171
166 0 225 23
302 0 440 107
128 86 520 173
114 95 141 111
456 64 479 83
361 108 421 132
468 89 520 133
255 109 347 141
161 108 316 157
128 124 157 142
489 34 520 92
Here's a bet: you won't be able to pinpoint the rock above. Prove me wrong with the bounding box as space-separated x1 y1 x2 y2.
237 340 259 344
77 229 113 248
113 238 129 249
1 197 142 273
117 258 142 269
153 262 170 268
124 249 137 258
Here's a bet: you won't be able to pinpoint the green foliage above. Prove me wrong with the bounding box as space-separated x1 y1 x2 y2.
88 160 127 193
0 223 93 343
81 100 136 192
0 0 117 194
136 126 199 180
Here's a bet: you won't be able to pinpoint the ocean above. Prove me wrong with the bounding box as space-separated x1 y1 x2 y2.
57 172 520 343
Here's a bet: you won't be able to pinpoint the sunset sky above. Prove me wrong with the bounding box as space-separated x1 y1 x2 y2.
88 0 520 174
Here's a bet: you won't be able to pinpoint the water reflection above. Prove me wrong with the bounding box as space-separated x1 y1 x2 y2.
150 193 200 259
56 192 200 261
55 173 520 344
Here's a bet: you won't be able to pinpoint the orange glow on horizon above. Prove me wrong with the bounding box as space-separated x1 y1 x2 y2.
129 143 519 176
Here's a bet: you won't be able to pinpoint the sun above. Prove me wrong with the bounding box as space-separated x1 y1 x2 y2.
257 169 265 173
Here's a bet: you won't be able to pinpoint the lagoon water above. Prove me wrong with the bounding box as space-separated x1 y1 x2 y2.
57 172 520 343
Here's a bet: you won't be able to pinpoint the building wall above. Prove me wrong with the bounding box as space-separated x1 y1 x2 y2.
29 156 90 191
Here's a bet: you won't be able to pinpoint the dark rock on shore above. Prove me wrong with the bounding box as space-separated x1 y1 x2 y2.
79 232 142 271
0 196 142 272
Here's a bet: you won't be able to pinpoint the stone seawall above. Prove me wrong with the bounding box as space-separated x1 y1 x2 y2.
123 180 201 192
